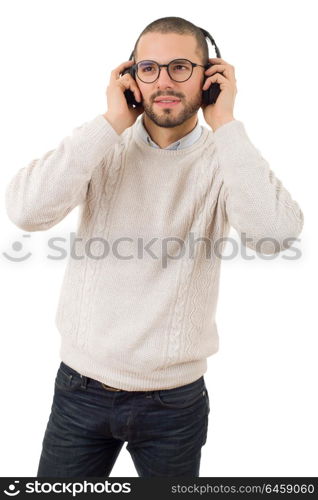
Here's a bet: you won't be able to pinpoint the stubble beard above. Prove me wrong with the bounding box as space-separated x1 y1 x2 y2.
142 90 203 128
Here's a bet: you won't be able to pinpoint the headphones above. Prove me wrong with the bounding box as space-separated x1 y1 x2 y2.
121 26 222 108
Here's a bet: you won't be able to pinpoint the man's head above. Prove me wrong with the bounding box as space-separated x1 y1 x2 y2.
132 17 209 128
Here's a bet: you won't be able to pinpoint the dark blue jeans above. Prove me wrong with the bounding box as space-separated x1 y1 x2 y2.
37 361 210 478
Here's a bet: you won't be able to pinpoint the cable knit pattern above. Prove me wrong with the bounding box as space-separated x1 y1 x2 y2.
5 114 304 390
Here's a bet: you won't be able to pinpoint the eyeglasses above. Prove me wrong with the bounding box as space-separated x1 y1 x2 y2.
133 58 209 83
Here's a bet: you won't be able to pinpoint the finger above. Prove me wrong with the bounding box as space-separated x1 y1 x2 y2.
205 63 226 72
207 63 234 75
209 57 227 64
111 60 135 80
116 60 135 71
209 58 235 75
117 73 141 101
205 65 235 84
205 64 228 77
202 72 228 90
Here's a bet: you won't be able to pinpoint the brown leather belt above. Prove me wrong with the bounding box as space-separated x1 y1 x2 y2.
101 382 122 392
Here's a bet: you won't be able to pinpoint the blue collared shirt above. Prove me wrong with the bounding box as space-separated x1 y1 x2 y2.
137 115 203 150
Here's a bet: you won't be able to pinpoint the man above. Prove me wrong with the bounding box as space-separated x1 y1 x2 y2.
5 16 304 477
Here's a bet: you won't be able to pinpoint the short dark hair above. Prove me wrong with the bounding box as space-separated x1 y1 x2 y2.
133 16 209 65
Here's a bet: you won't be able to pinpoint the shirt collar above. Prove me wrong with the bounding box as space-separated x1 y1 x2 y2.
137 114 202 150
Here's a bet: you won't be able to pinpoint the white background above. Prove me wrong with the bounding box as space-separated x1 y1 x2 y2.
0 0 316 477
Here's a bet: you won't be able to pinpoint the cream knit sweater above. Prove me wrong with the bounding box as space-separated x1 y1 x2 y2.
5 114 304 390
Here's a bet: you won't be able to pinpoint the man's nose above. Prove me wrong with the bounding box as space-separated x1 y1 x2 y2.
155 66 176 87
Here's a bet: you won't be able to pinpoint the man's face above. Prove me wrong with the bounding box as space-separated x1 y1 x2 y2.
134 33 205 128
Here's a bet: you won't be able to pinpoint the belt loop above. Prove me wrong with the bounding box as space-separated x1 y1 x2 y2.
80 374 88 389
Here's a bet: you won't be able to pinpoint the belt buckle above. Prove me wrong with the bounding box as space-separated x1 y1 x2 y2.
101 383 121 392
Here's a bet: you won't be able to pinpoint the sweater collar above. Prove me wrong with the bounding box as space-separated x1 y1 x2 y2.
137 114 202 150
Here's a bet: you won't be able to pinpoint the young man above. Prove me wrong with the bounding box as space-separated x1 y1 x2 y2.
5 16 304 477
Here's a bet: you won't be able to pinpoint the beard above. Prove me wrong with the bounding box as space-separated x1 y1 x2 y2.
142 89 202 128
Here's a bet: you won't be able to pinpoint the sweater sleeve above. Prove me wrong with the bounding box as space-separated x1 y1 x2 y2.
214 120 304 254
4 114 121 231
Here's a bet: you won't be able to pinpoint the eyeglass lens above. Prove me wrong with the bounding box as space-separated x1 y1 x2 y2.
137 59 193 82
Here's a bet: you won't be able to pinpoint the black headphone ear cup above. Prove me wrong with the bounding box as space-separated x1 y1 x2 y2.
202 83 222 106
201 62 222 106
121 64 142 108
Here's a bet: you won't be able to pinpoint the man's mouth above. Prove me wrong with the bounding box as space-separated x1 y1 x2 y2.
154 98 181 103
154 97 181 108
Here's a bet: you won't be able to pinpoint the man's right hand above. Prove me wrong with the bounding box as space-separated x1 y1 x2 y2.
103 60 144 135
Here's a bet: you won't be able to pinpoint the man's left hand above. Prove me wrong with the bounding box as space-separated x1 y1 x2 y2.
201 57 237 131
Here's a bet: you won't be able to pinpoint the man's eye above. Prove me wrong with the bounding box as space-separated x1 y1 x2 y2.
140 65 155 73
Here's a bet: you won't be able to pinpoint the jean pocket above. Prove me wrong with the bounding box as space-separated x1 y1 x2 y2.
153 377 207 409
204 385 210 414
54 362 83 392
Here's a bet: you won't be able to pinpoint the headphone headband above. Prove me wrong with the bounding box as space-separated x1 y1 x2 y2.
129 26 221 61
197 27 221 59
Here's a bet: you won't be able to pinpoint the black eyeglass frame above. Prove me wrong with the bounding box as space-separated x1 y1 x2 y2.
133 58 210 83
